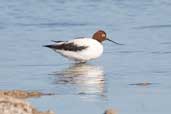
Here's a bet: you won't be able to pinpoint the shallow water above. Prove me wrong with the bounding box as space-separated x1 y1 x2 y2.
0 0 171 114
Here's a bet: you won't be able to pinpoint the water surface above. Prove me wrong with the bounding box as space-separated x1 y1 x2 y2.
0 0 171 114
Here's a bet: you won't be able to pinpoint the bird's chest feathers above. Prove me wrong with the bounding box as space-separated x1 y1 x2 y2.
81 41 103 59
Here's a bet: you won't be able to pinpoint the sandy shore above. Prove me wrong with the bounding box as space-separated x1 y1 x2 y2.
0 90 54 99
0 90 54 114
0 90 117 114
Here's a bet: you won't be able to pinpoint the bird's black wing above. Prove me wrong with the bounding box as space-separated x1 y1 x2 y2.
51 40 65 43
44 42 88 52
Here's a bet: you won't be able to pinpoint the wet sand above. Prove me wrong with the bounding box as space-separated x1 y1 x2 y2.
0 90 115 114
0 90 54 114
0 90 54 99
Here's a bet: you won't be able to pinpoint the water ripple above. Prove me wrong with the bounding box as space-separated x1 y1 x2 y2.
133 24 171 30
15 22 89 27
160 42 171 45
151 51 171 55
129 82 159 87
117 50 144 54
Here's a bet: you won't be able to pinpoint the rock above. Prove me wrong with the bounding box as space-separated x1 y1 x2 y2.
0 95 54 114
104 108 117 114
0 90 55 114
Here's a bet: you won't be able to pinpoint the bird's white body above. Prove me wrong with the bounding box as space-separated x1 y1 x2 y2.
45 30 122 62
53 38 103 62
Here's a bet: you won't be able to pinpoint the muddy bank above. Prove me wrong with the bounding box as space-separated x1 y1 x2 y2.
0 90 54 114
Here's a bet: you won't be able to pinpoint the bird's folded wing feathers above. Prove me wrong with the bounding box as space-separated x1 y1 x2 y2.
44 39 88 51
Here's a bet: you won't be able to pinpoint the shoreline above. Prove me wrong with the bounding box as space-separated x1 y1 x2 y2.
0 90 54 114
0 90 117 114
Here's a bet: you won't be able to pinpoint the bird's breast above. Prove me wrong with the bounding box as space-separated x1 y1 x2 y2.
80 39 103 60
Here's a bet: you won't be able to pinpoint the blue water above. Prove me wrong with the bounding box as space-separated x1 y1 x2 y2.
0 0 171 114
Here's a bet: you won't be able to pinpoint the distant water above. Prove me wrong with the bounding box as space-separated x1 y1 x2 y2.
0 0 171 114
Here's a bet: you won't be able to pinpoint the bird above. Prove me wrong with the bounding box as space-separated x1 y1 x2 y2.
44 30 122 63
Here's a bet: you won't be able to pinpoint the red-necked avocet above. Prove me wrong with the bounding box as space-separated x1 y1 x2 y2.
44 30 122 62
